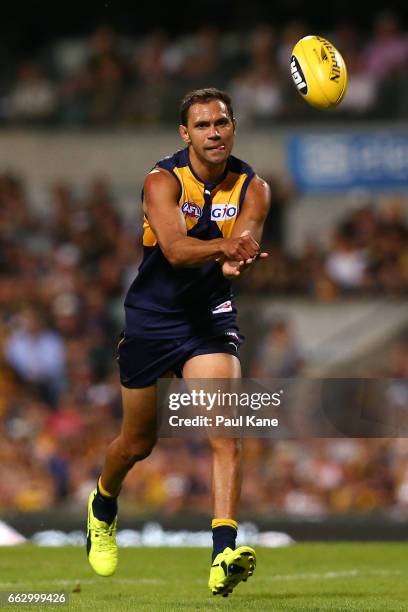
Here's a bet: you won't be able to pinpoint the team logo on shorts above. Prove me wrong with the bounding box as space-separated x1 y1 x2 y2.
212 300 232 314
211 203 238 221
181 201 202 218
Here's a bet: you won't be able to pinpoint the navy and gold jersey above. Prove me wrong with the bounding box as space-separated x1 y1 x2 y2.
124 147 255 338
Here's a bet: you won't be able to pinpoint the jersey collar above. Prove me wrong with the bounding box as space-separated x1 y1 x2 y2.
183 147 230 191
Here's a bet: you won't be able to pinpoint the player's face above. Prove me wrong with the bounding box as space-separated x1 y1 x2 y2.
179 100 235 165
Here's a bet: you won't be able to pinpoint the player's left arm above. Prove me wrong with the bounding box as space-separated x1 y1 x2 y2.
222 175 271 278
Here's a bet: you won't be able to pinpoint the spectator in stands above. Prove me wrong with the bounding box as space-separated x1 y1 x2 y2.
7 62 57 124
84 27 128 125
229 25 284 125
326 222 369 291
177 26 224 85
250 318 303 377
371 196 408 294
276 20 308 73
363 12 408 80
363 12 408 118
339 48 378 115
87 26 127 75
87 55 125 125
229 60 284 125
122 29 172 124
4 307 67 406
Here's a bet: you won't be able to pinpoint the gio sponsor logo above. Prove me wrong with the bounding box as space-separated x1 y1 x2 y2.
291 56 308 94
181 201 202 218
211 203 238 221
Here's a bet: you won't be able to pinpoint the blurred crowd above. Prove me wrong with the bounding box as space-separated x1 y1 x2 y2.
0 169 407 514
238 185 408 299
1 11 408 127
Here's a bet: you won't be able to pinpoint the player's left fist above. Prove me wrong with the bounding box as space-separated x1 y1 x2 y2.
222 230 268 277
222 252 268 278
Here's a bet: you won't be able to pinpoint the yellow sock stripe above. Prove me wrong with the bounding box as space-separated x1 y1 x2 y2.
211 518 238 530
98 477 115 498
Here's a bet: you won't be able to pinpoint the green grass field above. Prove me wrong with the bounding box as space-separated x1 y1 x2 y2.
0 544 407 611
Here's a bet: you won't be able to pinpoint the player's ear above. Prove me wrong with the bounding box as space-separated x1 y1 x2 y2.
179 124 191 144
232 118 237 134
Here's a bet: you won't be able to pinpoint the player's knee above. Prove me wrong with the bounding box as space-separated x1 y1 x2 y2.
117 435 157 465
209 437 242 456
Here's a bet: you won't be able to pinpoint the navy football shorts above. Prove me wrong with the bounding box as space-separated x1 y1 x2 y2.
117 330 243 388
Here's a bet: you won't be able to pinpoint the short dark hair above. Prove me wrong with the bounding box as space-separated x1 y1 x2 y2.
180 88 234 126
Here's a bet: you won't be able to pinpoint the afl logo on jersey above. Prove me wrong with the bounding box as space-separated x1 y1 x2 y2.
181 201 202 218
211 203 238 221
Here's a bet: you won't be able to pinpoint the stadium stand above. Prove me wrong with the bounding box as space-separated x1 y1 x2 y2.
0 13 408 127
0 12 407 530
0 169 407 517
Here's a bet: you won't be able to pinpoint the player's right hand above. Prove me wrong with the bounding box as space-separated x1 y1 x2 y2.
221 232 260 263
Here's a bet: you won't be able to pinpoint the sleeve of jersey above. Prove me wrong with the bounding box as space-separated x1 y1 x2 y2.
156 156 176 173
239 165 256 207
156 157 182 199
140 155 181 202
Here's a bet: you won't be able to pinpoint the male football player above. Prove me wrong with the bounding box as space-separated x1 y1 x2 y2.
87 87 271 596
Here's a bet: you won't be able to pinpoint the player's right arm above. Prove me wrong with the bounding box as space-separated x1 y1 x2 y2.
143 168 260 267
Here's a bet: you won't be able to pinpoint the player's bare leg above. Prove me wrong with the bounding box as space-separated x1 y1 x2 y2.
183 352 242 518
182 353 256 596
101 385 157 495
87 385 157 576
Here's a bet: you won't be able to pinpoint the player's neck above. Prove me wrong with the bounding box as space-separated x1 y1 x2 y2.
188 148 227 185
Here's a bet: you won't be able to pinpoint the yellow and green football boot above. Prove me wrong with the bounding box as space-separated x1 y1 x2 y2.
209 546 256 597
86 489 118 577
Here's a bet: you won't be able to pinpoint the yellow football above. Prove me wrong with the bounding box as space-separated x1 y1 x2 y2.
290 35 348 109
